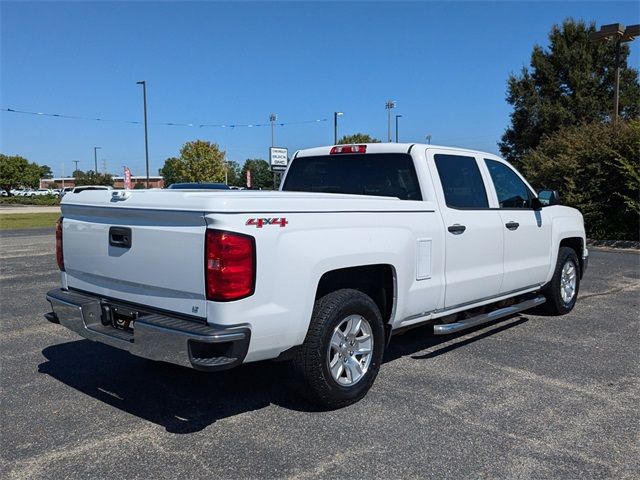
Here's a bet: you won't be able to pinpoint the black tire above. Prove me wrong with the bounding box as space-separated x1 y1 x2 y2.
541 246 580 315
294 289 385 409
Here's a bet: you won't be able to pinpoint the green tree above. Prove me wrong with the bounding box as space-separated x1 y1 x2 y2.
158 157 182 187
241 159 273 189
0 154 42 192
178 140 226 183
74 170 114 186
337 133 381 144
40 165 53 178
225 160 242 186
520 120 640 240
159 141 226 186
500 19 640 165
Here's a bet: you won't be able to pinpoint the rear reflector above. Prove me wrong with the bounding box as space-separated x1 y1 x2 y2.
55 217 65 271
205 230 255 301
330 145 367 154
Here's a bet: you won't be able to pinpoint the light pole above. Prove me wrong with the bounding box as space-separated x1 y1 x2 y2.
93 146 101 173
385 100 396 142
333 111 343 144
395 114 402 142
425 134 432 145
269 113 277 147
136 80 150 187
590 23 639 123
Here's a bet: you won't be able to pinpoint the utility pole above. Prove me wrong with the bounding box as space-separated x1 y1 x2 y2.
102 159 107 174
93 146 101 173
334 111 343 144
395 114 402 142
385 100 396 142
73 160 80 175
426 134 432 145
137 80 150 187
590 23 639 123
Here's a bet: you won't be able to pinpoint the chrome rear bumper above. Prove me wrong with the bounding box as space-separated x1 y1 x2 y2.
45 288 250 371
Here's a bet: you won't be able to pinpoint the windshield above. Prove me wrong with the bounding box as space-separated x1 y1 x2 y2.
282 153 422 200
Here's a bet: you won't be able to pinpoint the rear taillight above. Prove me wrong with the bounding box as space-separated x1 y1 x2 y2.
205 230 255 301
55 217 65 271
330 144 367 154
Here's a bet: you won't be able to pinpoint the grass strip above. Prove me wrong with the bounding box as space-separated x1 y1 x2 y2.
0 212 60 230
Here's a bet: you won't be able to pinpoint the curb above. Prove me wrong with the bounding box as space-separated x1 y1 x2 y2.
587 239 639 250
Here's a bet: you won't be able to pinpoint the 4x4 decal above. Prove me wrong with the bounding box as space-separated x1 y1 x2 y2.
246 218 288 228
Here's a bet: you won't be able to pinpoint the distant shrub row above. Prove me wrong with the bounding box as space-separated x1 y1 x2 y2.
0 196 60 206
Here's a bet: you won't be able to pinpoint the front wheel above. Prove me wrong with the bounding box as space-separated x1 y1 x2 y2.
294 289 385 409
542 247 580 315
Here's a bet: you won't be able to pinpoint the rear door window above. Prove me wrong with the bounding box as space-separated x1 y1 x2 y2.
282 153 422 200
433 154 488 208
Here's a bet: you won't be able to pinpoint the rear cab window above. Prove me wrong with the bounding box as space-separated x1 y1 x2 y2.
282 153 422 200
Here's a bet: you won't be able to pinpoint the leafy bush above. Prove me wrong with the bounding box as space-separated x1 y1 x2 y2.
520 120 639 240
0 195 60 206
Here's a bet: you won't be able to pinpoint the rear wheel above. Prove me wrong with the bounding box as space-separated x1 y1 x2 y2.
542 247 580 315
294 289 385 409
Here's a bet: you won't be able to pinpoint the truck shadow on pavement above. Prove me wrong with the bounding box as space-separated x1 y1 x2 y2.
39 315 528 434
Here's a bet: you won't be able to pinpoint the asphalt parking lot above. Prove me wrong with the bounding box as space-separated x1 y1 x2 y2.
1 228 638 479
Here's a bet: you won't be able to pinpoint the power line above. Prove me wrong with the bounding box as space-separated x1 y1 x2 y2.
1 107 328 129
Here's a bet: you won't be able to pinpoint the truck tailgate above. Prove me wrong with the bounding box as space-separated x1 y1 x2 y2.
61 204 207 318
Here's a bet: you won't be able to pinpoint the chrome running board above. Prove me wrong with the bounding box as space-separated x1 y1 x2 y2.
433 295 546 335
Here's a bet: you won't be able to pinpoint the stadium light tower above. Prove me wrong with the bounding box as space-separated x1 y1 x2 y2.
385 100 396 142
269 113 277 147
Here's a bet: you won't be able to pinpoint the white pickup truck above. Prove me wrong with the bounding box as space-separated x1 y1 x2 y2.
46 143 587 408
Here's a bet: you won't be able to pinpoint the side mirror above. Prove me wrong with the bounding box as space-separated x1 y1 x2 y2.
537 189 560 207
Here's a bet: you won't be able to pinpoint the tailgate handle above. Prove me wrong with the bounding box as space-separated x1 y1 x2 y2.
109 227 132 248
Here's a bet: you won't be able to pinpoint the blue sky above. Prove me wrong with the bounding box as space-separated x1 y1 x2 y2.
1 1 638 177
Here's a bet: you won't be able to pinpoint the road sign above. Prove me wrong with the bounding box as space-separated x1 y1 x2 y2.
270 147 288 172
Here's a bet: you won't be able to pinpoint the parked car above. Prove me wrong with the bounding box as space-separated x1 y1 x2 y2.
31 188 58 197
59 187 74 199
46 143 587 408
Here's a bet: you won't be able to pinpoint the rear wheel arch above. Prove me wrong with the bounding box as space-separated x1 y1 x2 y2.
315 264 396 327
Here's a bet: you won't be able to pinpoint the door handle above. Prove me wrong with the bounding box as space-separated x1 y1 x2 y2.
447 224 466 235
505 221 520 231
